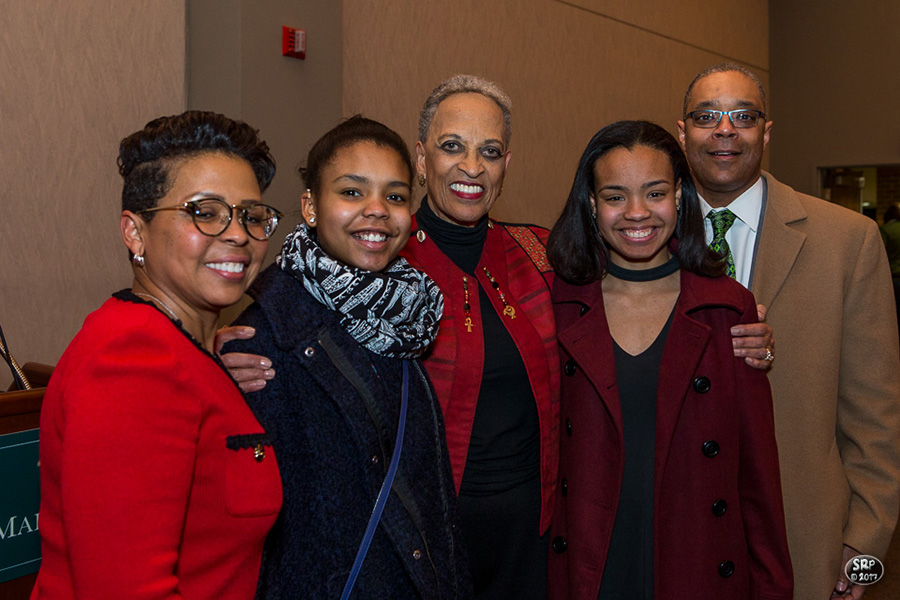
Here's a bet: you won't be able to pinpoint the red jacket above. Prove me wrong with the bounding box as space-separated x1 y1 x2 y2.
32 295 282 600
547 270 792 599
401 218 560 532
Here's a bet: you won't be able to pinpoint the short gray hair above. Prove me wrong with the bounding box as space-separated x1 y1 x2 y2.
682 63 767 117
417 74 512 146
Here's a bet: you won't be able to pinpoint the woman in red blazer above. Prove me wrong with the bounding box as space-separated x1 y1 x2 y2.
545 121 792 599
31 111 283 600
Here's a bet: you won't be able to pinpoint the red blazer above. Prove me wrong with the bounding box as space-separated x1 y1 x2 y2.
31 295 282 600
401 218 560 532
547 270 792 600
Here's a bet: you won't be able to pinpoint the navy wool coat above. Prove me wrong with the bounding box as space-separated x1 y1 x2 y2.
546 269 792 600
228 265 473 600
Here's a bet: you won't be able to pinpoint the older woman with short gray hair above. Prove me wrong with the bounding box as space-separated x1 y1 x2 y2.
401 74 558 600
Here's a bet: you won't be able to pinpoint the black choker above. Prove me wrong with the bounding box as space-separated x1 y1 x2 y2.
607 255 680 282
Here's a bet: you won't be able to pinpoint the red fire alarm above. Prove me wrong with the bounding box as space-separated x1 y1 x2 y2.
282 26 306 59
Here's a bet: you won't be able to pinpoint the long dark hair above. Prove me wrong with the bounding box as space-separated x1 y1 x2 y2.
548 120 723 284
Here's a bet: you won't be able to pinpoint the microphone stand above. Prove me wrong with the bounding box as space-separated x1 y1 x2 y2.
0 322 31 390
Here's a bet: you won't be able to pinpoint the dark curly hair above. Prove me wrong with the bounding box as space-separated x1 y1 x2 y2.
548 120 724 284
118 110 276 216
300 115 412 196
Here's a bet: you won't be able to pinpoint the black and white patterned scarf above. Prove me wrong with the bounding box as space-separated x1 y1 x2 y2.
277 224 443 358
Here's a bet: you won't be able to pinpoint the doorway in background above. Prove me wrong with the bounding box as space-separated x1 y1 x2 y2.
820 165 900 223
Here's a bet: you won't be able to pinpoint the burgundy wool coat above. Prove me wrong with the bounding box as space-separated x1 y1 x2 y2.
546 269 793 600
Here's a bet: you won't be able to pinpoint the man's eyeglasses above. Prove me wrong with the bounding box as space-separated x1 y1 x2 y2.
138 198 283 241
684 109 766 129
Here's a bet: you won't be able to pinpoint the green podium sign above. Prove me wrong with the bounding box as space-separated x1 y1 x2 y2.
0 428 41 583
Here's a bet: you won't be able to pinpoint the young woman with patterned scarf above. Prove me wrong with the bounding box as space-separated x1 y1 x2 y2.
224 116 472 599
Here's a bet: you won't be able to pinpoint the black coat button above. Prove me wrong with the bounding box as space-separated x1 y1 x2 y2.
702 440 720 458
712 499 727 516
561 478 568 497
564 360 577 376
565 418 573 437
718 560 735 578
693 376 711 393
580 305 589 316
552 536 567 554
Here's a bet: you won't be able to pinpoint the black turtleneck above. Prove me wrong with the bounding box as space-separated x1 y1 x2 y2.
415 196 488 274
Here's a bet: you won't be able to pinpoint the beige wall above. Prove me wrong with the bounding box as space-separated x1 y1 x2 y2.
188 0 343 244
769 1 900 196
187 0 343 323
341 0 769 228
0 1 186 389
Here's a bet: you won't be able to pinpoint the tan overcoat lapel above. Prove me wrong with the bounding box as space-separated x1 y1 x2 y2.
751 172 808 307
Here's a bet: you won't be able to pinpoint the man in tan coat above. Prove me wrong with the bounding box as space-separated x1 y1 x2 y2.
678 63 900 599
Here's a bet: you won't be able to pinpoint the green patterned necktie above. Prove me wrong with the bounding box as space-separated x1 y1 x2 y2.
707 209 738 279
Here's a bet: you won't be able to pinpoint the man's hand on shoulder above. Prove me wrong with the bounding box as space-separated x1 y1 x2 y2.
731 304 775 371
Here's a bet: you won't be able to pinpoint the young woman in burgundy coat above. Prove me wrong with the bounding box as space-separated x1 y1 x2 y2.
545 120 792 600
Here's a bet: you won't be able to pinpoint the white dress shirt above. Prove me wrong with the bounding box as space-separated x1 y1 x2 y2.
700 177 765 289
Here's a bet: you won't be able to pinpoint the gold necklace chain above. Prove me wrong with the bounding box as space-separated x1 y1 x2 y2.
460 268 516 334
133 292 180 321
482 267 516 320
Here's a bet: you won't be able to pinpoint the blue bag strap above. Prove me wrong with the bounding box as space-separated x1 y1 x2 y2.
340 359 410 600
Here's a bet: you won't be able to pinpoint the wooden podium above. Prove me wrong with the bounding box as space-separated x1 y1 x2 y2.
0 388 43 599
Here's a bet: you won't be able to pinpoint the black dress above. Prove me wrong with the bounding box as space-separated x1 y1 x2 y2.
417 201 547 600
598 311 673 600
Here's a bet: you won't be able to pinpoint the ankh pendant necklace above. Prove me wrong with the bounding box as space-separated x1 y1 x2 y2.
463 276 474 333
462 268 516 333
